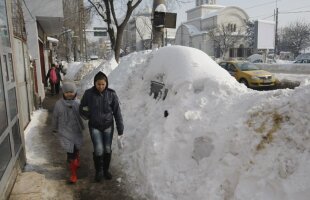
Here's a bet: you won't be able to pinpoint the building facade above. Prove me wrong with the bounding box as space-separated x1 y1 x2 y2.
0 0 63 198
23 0 63 101
0 0 27 198
175 1 251 59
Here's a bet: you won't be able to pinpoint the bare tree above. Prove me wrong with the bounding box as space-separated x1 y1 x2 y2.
135 16 152 49
208 24 242 59
88 0 142 62
278 21 310 58
244 19 255 48
57 0 92 62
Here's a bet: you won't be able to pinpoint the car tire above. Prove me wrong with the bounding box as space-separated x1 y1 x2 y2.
239 78 249 87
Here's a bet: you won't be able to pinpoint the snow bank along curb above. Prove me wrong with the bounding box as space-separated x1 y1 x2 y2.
256 63 310 74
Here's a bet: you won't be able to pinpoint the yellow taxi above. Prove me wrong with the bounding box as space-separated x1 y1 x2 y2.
218 61 276 88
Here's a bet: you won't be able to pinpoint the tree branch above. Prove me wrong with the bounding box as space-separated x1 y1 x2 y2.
109 0 118 27
88 0 106 21
119 0 142 29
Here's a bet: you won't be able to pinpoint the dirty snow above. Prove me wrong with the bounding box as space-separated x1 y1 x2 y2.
26 46 310 200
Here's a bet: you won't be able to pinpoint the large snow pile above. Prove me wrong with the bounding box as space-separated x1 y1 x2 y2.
75 46 310 199
64 60 106 82
105 46 310 200
64 62 84 81
256 63 310 74
79 57 118 91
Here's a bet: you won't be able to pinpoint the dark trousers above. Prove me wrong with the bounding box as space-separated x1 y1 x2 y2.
67 146 79 162
55 82 60 94
50 82 56 94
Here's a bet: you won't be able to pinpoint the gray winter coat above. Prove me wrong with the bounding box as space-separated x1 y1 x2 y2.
52 99 85 153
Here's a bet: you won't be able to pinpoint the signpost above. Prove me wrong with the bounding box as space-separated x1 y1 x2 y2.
93 27 107 37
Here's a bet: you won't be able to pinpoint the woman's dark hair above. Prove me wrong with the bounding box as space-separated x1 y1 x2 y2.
94 71 108 86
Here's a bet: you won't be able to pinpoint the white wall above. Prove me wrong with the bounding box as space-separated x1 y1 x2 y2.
201 16 217 30
175 25 191 47
13 39 30 129
186 20 201 30
22 15 45 99
176 6 249 58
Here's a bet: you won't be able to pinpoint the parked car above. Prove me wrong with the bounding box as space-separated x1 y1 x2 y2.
218 61 276 88
294 59 310 63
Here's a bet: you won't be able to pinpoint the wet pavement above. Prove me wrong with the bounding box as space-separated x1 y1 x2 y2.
16 90 143 200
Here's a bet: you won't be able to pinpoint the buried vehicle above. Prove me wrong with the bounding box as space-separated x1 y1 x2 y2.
218 61 276 88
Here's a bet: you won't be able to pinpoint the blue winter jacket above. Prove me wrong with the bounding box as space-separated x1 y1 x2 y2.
79 86 124 135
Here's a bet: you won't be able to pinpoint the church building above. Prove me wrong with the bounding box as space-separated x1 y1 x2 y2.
175 0 252 59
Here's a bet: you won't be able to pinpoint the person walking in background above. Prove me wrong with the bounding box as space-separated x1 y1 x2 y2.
79 71 124 182
52 81 85 183
46 63 61 95
54 64 62 94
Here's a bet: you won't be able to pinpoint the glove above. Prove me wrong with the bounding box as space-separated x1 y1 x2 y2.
117 135 124 149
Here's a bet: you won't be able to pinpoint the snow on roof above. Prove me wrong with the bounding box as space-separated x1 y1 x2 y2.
155 4 167 12
247 54 263 62
186 4 226 13
47 36 59 43
202 10 219 19
182 24 202 36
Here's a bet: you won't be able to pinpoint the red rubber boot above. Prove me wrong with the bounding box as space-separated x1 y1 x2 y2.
69 159 78 183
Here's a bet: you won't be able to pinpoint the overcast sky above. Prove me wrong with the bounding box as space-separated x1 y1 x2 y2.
90 0 310 29
176 0 310 28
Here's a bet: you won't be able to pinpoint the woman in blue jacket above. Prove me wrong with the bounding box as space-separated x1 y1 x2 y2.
79 71 124 182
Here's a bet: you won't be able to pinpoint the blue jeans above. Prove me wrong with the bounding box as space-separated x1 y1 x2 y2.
90 126 114 156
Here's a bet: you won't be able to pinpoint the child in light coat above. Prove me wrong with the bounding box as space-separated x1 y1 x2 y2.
52 81 84 183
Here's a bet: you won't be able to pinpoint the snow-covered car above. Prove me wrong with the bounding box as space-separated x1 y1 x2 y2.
218 61 276 88
294 59 310 63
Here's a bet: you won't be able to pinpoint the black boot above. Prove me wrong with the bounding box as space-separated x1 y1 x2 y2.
93 153 103 182
103 153 112 180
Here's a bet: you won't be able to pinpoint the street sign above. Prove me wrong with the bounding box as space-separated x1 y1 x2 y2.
153 12 177 28
93 27 107 36
165 12 177 28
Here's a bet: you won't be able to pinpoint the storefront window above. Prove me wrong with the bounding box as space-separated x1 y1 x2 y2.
0 135 12 179
12 120 21 155
0 57 8 136
0 0 11 47
8 53 14 82
8 88 17 120
3 55 9 81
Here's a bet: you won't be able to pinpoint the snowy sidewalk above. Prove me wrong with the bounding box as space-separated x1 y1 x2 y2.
9 92 140 200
